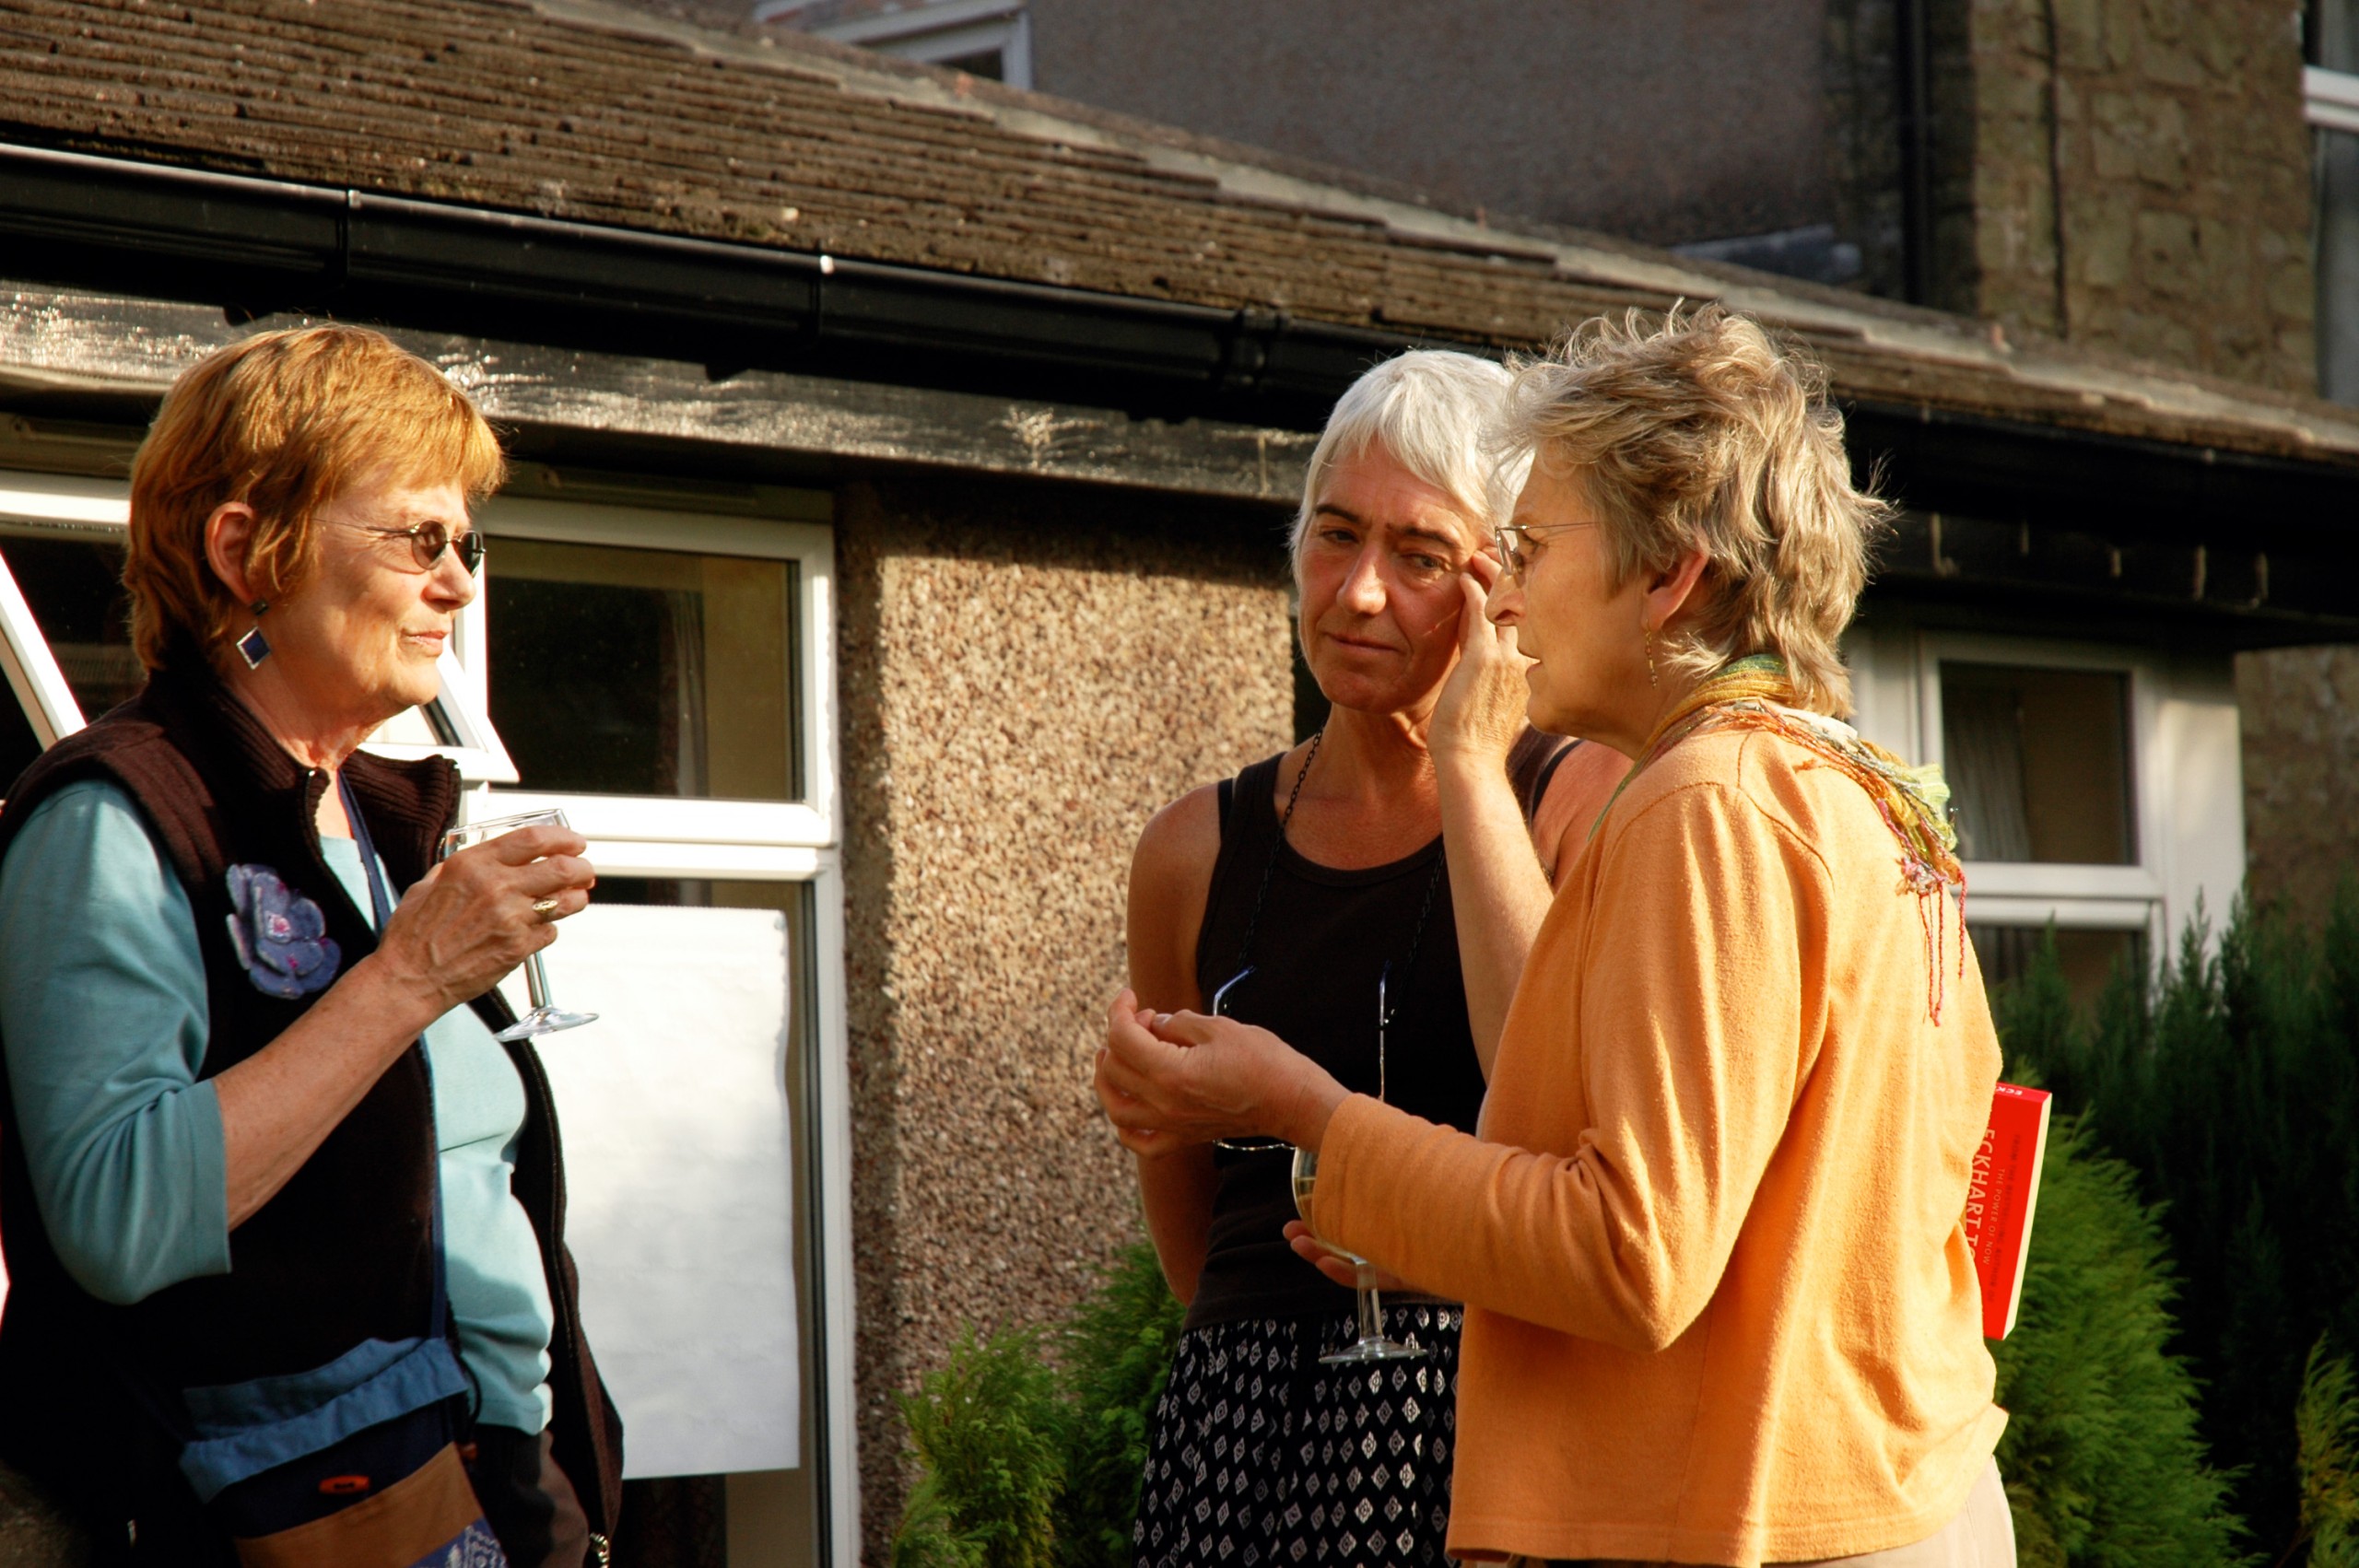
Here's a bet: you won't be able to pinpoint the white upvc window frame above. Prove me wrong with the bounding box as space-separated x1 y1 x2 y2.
1877 631 2226 971
759 0 1034 88
0 469 517 782
2307 64 2359 133
469 493 859 1568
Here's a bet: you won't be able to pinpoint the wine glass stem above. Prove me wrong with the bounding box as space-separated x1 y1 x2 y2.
524 951 554 1013
1355 1263 1385 1343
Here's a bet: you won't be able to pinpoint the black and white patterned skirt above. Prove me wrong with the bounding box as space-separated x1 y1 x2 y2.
1133 1305 1461 1568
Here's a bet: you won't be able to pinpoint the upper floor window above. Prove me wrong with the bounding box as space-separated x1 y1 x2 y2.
2309 1 2359 402
756 0 1033 88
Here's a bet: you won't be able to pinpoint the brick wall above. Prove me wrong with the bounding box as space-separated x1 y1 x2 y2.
1831 0 2317 392
2236 647 2359 928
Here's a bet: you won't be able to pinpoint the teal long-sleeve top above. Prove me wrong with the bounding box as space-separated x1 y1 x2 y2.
0 779 555 1433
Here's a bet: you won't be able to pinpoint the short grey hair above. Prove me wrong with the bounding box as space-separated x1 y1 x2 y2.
1290 349 1529 565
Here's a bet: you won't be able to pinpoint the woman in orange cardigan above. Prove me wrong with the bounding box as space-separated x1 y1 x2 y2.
1099 307 2015 1568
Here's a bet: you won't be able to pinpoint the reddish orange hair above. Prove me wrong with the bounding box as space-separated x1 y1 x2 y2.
125 325 506 672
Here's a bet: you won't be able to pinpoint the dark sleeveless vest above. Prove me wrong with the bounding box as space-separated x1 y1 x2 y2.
1181 729 1577 1330
0 661 622 1559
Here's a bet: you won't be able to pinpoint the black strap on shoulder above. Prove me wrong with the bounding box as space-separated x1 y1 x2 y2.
1505 726 1579 825
1530 735 1582 819
1215 774 1234 837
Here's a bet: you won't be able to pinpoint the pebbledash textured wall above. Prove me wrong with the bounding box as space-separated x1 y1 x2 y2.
831 474 1296 1556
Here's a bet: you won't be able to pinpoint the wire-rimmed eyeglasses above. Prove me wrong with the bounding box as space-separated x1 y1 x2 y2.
1208 966 1286 1153
344 519 487 575
1204 960 1405 1154
1493 519 1599 584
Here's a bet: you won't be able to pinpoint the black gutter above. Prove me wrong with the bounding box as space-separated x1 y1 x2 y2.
3 136 2356 635
0 140 1412 427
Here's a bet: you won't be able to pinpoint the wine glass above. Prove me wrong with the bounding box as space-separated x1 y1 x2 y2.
1288 961 1422 1364
440 807 598 1042
1290 1145 1422 1364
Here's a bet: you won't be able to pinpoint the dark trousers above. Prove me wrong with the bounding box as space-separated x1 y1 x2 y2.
467 1424 593 1568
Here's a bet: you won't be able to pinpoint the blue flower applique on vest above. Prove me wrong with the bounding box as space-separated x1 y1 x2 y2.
225 864 341 998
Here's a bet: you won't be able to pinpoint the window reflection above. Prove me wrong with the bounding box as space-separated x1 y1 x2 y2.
1940 663 2134 864
487 537 796 801
0 684 40 795
0 529 139 720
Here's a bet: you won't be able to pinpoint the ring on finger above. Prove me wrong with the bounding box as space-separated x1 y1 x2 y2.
532 896 562 921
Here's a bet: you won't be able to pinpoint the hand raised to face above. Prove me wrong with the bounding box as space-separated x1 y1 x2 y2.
1428 550 1535 769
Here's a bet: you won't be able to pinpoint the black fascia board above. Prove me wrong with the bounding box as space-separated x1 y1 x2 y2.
0 141 1404 425
4 139 2355 638
1845 399 2359 561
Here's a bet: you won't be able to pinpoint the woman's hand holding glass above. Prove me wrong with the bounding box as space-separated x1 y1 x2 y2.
370 820 596 1028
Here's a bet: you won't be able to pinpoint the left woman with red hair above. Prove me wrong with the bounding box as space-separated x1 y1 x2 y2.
0 326 619 1565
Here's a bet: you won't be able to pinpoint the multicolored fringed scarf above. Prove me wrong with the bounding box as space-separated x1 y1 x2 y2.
1602 653 1968 1021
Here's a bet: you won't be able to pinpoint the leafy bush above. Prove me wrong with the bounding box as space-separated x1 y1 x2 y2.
894 1326 1065 1568
893 1244 1186 1568
1999 883 2359 1560
1054 1242 1190 1568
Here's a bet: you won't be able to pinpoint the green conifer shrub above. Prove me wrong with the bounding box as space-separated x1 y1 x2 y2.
1978 1077 2247 1565
1055 1244 1188 1568
1997 882 2359 1560
893 1326 1068 1568
2296 1337 2359 1568
892 1245 1185 1568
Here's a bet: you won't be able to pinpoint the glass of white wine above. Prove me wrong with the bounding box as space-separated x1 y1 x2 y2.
1288 962 1422 1364
1290 1145 1422 1364
440 807 598 1042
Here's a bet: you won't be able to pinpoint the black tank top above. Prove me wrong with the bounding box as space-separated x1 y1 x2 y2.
1181 735 1574 1329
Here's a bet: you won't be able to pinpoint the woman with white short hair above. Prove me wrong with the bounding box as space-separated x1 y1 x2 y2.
1097 348 1626 1567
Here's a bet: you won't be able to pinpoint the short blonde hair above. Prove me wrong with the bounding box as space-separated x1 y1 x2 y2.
126 325 506 673
1498 306 1888 716
1292 349 1529 567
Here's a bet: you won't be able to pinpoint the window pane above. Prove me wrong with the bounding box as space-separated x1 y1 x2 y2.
1970 923 2145 1012
938 47 1004 78
1940 663 2133 864
487 538 796 801
0 684 43 793
0 530 140 721
2321 124 2359 403
579 877 823 1563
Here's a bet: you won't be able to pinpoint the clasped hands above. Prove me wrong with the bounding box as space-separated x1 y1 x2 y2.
1096 992 1413 1293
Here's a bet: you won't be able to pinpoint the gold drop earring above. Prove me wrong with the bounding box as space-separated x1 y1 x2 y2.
1642 623 1659 687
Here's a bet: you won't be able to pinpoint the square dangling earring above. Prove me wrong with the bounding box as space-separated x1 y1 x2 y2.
235 602 271 669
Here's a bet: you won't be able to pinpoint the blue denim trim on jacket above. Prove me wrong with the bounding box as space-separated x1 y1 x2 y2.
177 1335 470 1501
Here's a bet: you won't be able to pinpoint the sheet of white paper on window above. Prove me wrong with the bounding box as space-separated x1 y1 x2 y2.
513 903 801 1477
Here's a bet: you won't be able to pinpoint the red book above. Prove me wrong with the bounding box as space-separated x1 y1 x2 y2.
1960 1082 2052 1340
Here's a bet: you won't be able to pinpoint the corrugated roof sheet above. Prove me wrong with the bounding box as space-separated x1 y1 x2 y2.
1 0 2355 467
